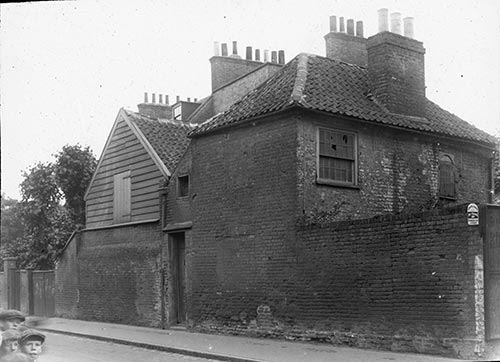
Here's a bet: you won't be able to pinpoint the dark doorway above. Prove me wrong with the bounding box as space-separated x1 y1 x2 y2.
171 232 187 325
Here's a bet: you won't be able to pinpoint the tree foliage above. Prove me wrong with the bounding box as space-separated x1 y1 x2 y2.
54 145 97 226
0 145 96 269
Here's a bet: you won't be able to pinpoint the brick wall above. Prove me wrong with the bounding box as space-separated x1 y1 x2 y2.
210 56 268 92
55 222 164 327
182 114 300 327
297 112 491 222
190 202 484 358
324 32 367 66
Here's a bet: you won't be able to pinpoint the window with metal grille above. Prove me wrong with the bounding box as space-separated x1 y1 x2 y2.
439 154 456 198
318 128 356 184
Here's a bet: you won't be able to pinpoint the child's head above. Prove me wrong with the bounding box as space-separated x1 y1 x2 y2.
0 329 21 353
19 330 45 361
0 311 26 331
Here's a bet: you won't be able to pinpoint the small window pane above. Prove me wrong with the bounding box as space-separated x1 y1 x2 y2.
439 155 455 198
178 175 189 197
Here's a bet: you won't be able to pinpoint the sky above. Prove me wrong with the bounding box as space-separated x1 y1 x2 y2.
1 0 499 199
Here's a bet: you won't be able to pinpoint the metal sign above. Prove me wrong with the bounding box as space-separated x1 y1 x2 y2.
467 203 479 226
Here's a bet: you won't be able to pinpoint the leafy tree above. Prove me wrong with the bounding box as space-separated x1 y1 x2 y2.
54 145 97 226
0 194 24 248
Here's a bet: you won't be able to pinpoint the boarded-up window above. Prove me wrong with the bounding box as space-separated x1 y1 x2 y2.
439 154 456 198
318 128 356 184
113 171 131 223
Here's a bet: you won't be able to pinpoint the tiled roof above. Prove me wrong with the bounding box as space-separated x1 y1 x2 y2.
190 53 496 145
125 110 194 173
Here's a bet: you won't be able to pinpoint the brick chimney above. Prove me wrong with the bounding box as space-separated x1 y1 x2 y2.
210 41 284 92
366 9 425 117
324 15 367 66
137 92 172 119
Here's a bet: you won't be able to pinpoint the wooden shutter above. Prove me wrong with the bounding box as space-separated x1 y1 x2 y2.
113 171 131 223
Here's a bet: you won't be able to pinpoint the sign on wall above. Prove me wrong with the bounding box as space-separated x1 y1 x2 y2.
467 203 479 226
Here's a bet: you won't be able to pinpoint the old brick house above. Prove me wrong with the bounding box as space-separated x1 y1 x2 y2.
56 10 499 358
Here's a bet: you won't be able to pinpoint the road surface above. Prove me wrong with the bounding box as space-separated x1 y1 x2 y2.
37 332 217 362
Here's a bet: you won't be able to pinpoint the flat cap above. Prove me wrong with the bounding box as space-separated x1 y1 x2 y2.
18 330 45 345
0 310 25 322
2 329 21 341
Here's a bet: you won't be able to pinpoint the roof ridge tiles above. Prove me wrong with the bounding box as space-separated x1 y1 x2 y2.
290 53 310 106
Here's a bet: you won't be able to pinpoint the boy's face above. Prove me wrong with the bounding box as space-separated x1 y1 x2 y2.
21 340 42 360
0 340 18 353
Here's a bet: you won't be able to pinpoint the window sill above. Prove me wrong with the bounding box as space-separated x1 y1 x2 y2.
316 179 360 190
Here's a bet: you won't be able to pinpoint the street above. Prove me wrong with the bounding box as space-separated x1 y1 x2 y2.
38 332 217 362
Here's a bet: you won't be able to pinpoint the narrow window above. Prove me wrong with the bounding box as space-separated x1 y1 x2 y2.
178 175 189 197
318 128 357 185
113 171 131 223
439 154 456 198
173 105 182 121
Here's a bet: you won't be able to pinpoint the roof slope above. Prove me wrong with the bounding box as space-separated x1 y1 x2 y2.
125 110 195 172
191 53 496 145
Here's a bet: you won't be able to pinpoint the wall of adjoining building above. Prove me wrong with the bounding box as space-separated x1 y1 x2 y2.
55 232 81 319
55 222 164 327
297 112 492 223
189 203 484 358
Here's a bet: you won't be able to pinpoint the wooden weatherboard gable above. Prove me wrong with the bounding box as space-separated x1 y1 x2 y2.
84 108 170 228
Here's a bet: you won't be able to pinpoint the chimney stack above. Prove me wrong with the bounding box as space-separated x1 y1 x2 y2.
152 93 156 103
231 41 241 58
367 9 425 117
246 46 252 60
214 41 220 56
137 92 172 119
378 8 389 32
390 12 402 34
329 16 337 32
356 21 364 37
144 92 148 103
221 43 228 56
255 49 261 61
159 94 163 104
278 50 285 65
176 95 180 103
165 95 169 105
264 50 269 62
403 17 414 38
271 51 277 63
324 14 367 66
346 19 355 35
339 17 346 32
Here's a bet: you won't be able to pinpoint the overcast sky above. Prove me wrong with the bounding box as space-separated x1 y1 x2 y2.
1 0 499 199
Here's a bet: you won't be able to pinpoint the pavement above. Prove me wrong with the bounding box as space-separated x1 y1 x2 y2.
37 317 464 362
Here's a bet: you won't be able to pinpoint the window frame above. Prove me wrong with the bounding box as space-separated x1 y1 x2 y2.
438 153 457 199
177 174 190 198
173 105 182 121
316 127 359 188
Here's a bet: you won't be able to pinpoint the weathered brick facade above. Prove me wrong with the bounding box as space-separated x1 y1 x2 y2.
56 222 164 327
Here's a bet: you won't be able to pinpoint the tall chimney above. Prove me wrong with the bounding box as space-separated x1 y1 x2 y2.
264 50 269 62
271 51 277 63
339 17 345 32
246 46 252 60
165 95 169 105
144 92 148 103
324 14 367 66
255 49 261 61
137 93 172 119
346 19 355 35
356 21 364 37
278 50 285 65
214 41 220 56
378 8 389 32
231 41 241 58
367 12 425 117
404 17 414 38
390 12 402 34
329 15 337 32
221 43 228 56
159 94 163 104
152 93 156 103
176 95 180 103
